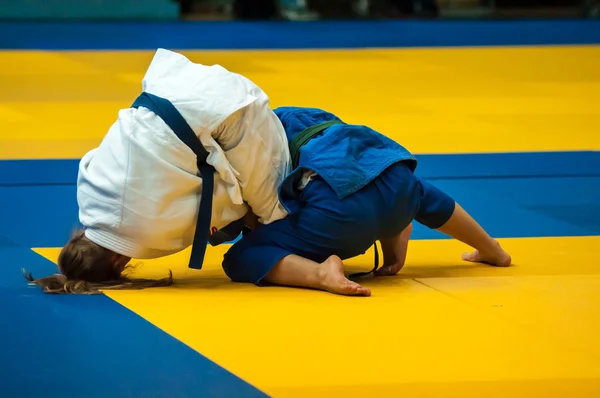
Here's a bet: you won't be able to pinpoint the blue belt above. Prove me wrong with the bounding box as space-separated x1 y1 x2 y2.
131 92 214 270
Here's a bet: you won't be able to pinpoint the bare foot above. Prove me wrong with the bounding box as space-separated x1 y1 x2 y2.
462 242 512 267
376 223 413 276
319 256 371 296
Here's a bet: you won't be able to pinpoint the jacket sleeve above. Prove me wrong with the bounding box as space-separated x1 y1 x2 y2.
213 102 291 224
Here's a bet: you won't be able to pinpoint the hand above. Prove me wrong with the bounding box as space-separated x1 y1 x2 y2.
243 209 259 230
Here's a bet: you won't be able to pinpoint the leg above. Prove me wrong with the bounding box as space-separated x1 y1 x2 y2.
265 254 371 296
223 177 382 295
223 228 372 296
415 177 511 267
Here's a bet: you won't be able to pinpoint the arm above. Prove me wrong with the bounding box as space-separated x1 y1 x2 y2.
214 102 291 224
415 177 511 267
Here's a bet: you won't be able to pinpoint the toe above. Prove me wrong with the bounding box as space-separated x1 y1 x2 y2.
335 281 371 296
462 250 481 263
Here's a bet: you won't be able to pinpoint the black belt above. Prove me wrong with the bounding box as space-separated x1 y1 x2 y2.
289 120 380 279
131 92 213 270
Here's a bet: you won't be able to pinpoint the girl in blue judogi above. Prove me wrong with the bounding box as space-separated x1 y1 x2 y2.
222 107 511 296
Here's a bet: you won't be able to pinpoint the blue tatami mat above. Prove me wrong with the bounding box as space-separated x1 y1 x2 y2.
0 243 267 398
1 20 599 50
0 151 599 248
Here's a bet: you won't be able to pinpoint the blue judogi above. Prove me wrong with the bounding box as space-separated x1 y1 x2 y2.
222 107 455 284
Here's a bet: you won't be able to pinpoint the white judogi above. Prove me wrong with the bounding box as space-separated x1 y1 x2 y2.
77 49 291 259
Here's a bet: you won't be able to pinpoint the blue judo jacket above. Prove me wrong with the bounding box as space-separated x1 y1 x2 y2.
274 106 417 213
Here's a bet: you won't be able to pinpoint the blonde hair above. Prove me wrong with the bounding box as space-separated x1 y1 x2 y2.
23 230 173 294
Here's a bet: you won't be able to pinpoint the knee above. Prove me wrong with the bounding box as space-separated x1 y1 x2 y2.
416 194 455 229
223 238 297 285
415 178 456 229
222 245 251 283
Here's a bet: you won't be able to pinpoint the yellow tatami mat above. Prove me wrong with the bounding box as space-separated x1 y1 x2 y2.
34 236 600 397
1 45 599 159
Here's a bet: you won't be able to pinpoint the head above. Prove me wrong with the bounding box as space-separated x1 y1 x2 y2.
24 230 173 294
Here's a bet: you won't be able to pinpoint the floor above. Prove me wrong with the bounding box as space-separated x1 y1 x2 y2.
1 20 600 397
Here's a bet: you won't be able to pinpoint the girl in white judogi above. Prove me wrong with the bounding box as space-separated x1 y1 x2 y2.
25 48 291 293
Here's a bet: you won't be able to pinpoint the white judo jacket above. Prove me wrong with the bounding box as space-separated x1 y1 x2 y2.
77 49 291 259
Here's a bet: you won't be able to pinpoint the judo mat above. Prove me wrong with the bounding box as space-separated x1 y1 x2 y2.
1 20 600 398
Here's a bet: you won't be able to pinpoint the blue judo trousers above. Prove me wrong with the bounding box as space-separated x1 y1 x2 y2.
222 107 456 284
